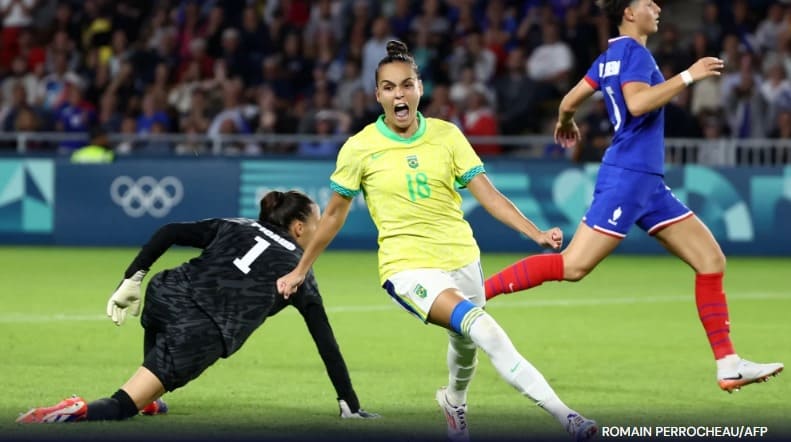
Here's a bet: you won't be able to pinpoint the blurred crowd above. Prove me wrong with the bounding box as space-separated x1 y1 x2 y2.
0 0 790 159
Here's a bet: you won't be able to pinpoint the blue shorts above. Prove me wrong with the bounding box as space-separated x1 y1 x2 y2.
583 164 693 237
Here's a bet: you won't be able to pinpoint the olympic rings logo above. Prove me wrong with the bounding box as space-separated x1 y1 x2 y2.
110 176 184 218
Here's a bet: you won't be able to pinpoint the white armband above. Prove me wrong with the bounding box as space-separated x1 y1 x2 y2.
680 70 694 86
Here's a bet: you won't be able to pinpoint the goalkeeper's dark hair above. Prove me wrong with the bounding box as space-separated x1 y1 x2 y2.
258 190 315 229
596 0 635 25
375 40 419 85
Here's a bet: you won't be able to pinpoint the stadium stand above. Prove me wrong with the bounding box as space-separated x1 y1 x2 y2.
0 0 788 165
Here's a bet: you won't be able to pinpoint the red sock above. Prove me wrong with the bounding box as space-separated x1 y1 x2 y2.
485 254 564 300
695 272 735 360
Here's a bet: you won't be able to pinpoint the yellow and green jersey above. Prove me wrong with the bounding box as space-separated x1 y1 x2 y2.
330 112 485 284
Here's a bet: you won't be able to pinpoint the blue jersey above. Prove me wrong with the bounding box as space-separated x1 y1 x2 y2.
584 36 665 175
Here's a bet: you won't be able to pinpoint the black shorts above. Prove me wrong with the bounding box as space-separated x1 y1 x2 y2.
141 271 225 391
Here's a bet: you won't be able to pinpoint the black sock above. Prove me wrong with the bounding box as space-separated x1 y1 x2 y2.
339 392 361 413
86 389 139 421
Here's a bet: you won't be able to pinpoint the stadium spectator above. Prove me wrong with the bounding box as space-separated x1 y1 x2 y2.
174 118 208 156
654 23 692 74
480 0 519 58
361 15 393 94
304 0 342 44
699 1 724 54
70 126 113 164
759 61 791 131
296 85 334 134
276 40 598 442
207 77 249 138
723 0 758 54
449 64 492 112
46 1 80 50
106 29 131 78
174 0 203 61
461 87 501 155
0 0 37 71
492 47 540 134
296 110 347 157
334 59 364 112
218 28 249 82
526 20 574 92
562 4 600 81
689 33 724 117
16 190 379 424
240 7 271 73
770 109 791 139
178 37 215 83
699 110 728 140
97 89 122 132
661 65 703 138
35 50 73 111
1 55 36 107
409 0 450 39
0 0 789 153
136 91 171 135
573 93 611 163
721 53 768 138
0 80 30 132
201 4 226 59
422 83 460 128
54 76 96 152
114 113 138 155
14 28 45 74
719 33 744 74
449 1 479 44
485 0 784 394
281 30 313 97
138 120 173 155
754 1 786 53
448 31 497 85
387 0 414 41
346 87 380 133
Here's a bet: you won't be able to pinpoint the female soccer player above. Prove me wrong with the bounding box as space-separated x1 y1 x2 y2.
485 0 783 392
17 190 378 423
277 40 597 442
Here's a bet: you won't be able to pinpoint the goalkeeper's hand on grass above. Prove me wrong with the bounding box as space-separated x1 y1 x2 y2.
106 270 147 326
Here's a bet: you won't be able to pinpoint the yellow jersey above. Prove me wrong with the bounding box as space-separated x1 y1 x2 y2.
330 113 485 283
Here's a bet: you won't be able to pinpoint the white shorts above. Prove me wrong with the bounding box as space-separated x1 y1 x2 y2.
382 260 485 323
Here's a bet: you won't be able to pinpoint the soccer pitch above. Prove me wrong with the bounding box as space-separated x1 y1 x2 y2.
0 247 789 441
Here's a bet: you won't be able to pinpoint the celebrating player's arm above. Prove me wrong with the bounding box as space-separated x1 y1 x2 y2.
278 188 353 298
622 56 724 116
466 174 562 250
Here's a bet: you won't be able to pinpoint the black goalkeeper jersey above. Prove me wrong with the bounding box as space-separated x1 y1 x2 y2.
126 217 319 357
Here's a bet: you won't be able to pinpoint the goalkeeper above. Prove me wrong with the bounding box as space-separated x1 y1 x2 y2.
17 190 378 423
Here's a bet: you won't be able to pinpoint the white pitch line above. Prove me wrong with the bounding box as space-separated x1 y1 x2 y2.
1 292 788 323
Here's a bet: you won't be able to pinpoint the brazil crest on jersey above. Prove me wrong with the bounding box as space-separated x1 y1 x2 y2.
584 36 666 175
330 112 484 284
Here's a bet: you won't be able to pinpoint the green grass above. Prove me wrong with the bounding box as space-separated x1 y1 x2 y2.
0 247 789 440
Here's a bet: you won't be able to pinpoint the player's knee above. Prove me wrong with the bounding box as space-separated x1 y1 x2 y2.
697 250 726 273
561 251 595 282
564 264 592 282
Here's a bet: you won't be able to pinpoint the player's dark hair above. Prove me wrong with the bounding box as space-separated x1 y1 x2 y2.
258 190 315 229
374 40 419 85
596 0 635 25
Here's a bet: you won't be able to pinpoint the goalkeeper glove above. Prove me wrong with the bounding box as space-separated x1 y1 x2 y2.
106 270 147 326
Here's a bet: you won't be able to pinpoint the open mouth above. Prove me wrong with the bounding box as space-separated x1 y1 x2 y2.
394 103 409 121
